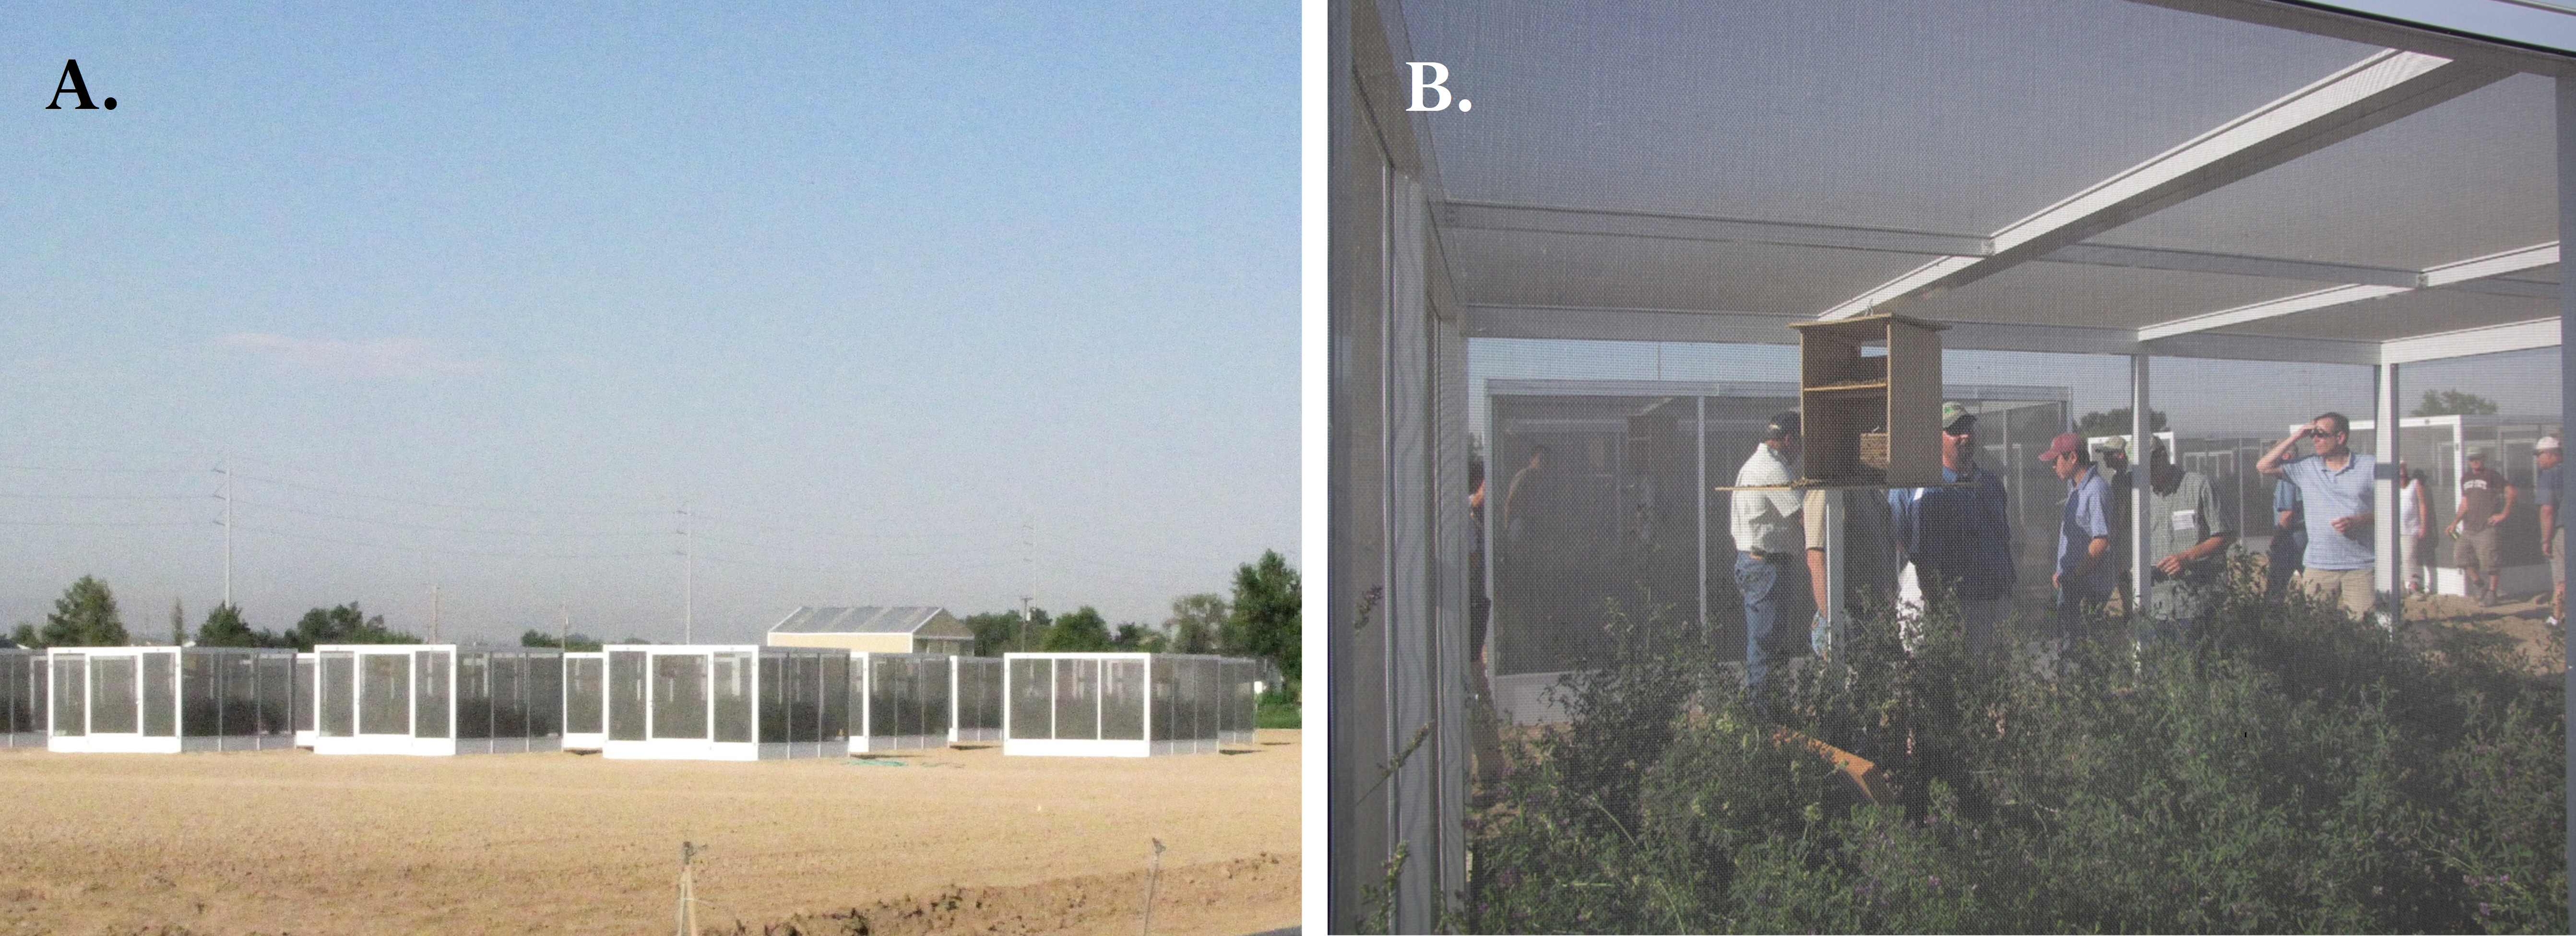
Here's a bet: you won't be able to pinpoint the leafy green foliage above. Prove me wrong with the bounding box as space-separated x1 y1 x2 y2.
1164 592 1229 655
1468 562 2565 933
962 608 1045 656
2415 389 2502 417
286 603 418 651
1228 550 1301 693
1110 622 1166 652
520 629 604 652
1042 606 1113 652
2074 407 2169 437
38 576 128 647
193 604 277 648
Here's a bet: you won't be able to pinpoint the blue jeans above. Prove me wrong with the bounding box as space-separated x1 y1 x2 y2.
1738 552 1793 696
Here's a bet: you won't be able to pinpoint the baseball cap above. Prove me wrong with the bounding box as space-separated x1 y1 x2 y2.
2468 447 2491 461
1766 411 1802 438
2098 436 2128 454
2540 436 2562 452
2039 432 2086 462
1940 401 1974 431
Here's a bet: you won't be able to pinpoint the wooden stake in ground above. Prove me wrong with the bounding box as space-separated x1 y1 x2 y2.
1140 838 1166 936
677 841 704 936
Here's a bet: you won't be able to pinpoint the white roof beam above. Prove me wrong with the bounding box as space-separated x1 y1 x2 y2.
1818 49 2509 320
2038 243 2422 286
1463 303 2383 365
2378 318 2560 364
1436 201 1992 256
2134 241 2557 340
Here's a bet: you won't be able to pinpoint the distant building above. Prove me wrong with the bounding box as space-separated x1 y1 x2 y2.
766 606 974 656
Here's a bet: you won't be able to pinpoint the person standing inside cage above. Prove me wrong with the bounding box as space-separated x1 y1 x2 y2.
2449 447 2516 608
2396 460 2428 598
2256 412 2377 621
2533 435 2562 627
1890 402 2017 663
1804 485 1900 660
2042 432 2114 649
1732 412 1805 700
2138 441 2236 645
2098 436 2135 614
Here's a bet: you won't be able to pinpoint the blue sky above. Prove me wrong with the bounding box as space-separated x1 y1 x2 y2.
1 4 1298 643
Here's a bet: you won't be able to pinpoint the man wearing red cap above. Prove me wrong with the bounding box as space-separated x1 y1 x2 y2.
2043 432 2114 647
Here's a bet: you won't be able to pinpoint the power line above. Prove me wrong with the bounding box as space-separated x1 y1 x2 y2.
0 519 202 528
0 493 201 501
689 531 1020 559
229 498 670 539
689 512 1028 541
0 463 205 475
232 523 670 560
231 472 671 518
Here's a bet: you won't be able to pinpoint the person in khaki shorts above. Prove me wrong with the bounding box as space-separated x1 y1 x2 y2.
2449 448 2515 607
2256 412 2378 621
2538 435 2564 626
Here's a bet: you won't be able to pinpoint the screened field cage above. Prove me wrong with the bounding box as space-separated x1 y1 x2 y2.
1002 652 1242 757
949 654 1004 744
599 645 848 761
1220 657 1260 746
0 648 44 748
1334 1 2576 929
46 647 295 753
849 652 951 753
561 651 606 750
309 645 563 756
292 652 316 747
1484 380 2070 723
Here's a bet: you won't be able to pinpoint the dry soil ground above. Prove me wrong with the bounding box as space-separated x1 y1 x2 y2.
0 730 1299 936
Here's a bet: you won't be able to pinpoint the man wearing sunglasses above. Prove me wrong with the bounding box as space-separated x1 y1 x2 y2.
2256 412 2377 621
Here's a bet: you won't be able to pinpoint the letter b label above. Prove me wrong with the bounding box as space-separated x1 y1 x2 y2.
1406 62 1469 112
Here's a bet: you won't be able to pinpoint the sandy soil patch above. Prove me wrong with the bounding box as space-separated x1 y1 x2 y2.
0 731 1299 936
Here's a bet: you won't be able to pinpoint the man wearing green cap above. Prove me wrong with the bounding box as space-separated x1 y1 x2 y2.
1890 402 2017 662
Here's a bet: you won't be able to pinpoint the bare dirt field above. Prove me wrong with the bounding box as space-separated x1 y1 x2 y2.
0 730 1299 936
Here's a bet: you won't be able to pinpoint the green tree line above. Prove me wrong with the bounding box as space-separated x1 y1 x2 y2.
958 549 1301 700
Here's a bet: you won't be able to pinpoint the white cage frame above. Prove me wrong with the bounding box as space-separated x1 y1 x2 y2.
599 644 848 761
950 654 1004 745
850 652 951 754
46 646 297 753
561 651 606 750
0 648 44 749
1001 652 1246 757
309 644 564 757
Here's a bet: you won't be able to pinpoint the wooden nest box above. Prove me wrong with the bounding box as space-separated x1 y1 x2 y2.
1786 314 1948 486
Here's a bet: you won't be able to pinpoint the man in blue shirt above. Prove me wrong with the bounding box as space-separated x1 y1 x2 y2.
2256 411 2377 621
2042 432 2113 647
1891 402 2016 663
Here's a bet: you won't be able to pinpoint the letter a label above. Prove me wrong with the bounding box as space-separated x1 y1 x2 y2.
48 59 99 110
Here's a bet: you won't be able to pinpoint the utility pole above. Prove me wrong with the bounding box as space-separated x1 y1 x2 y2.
560 604 570 651
428 584 441 642
681 502 694 643
1020 595 1033 652
220 459 234 609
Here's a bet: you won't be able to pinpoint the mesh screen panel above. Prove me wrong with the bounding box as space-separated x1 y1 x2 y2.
317 653 352 737
141 652 175 737
88 656 137 735
652 654 708 740
565 656 603 735
423 651 456 739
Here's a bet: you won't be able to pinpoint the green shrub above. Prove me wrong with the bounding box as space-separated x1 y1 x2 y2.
1466 561 2565 933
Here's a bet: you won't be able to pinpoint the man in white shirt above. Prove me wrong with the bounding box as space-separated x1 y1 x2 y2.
1732 412 1804 701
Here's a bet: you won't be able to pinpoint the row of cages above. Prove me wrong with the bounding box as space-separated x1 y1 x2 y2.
0 648 1262 760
